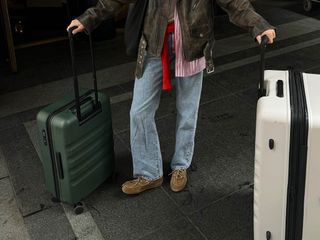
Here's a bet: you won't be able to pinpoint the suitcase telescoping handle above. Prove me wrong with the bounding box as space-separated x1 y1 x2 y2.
259 35 269 97
68 26 100 122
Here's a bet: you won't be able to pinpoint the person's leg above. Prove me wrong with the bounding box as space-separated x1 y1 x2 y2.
171 71 203 170
169 71 203 192
129 53 164 181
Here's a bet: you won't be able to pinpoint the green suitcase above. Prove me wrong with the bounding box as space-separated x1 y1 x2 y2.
36 28 114 214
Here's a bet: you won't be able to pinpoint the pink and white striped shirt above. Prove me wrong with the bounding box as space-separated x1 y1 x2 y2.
173 2 206 77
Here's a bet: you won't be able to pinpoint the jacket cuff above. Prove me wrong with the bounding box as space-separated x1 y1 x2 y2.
251 18 276 39
76 13 94 33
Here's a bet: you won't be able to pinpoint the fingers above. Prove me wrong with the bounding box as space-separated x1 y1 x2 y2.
264 32 275 44
72 26 84 35
256 35 262 44
66 20 76 31
66 20 85 35
256 29 276 45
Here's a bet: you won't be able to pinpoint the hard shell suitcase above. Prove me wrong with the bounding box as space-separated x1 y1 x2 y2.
37 28 114 214
254 37 320 240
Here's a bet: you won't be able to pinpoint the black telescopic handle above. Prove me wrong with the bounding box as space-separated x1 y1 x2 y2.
67 26 99 121
259 35 269 97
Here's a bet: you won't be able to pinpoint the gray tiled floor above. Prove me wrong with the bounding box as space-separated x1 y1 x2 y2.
155 96 256 214
139 217 205 240
1 1 320 239
24 205 75 240
86 186 184 240
190 188 254 240
1 134 58 216
0 178 31 240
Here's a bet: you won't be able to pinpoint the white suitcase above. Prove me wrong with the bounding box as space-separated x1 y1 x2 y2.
254 38 320 240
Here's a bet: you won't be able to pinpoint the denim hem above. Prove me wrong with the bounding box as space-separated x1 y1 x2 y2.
171 166 188 171
134 175 163 181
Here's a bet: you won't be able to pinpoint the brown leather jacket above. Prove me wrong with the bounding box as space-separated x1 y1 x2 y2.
77 0 274 78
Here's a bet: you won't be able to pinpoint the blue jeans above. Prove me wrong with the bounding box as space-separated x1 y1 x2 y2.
130 34 203 180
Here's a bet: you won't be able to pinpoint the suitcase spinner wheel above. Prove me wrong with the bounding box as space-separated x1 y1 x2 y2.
303 0 313 11
51 197 84 215
73 202 84 215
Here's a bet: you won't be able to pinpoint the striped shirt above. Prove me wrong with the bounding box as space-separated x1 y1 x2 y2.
173 1 206 77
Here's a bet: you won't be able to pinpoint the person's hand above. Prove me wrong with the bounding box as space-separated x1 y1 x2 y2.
256 29 276 44
67 19 85 34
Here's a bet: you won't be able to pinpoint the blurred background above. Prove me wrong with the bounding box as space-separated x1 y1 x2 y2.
0 0 138 93
0 0 129 77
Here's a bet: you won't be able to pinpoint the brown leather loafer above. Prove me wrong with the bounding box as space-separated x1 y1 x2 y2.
170 169 187 192
122 177 163 195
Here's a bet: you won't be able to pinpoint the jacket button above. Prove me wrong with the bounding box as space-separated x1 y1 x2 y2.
207 65 215 73
199 33 204 38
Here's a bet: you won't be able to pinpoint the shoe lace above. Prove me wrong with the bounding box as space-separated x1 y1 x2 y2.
169 169 185 180
132 177 149 186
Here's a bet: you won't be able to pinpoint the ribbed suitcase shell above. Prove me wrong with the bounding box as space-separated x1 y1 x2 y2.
254 70 320 240
37 90 114 204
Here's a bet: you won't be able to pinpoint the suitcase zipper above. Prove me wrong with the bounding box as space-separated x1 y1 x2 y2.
285 71 309 240
46 90 93 201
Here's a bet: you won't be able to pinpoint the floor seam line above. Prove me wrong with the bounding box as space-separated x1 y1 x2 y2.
135 214 190 240
0 176 9 181
160 187 209 240
22 205 56 219
188 184 254 216
200 92 236 106
305 63 320 71
233 92 256 108
114 112 175 135
211 77 255 95
199 86 257 107
115 133 131 152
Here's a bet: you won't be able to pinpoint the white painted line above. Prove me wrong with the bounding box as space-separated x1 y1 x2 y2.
112 37 320 104
214 37 320 74
1 18 320 118
110 91 133 104
214 17 320 57
62 203 105 240
0 62 136 119
0 178 31 240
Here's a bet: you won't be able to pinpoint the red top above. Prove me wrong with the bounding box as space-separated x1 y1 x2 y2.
161 22 175 91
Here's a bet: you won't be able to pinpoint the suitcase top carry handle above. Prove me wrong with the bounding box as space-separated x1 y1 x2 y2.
68 26 99 122
259 35 269 97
